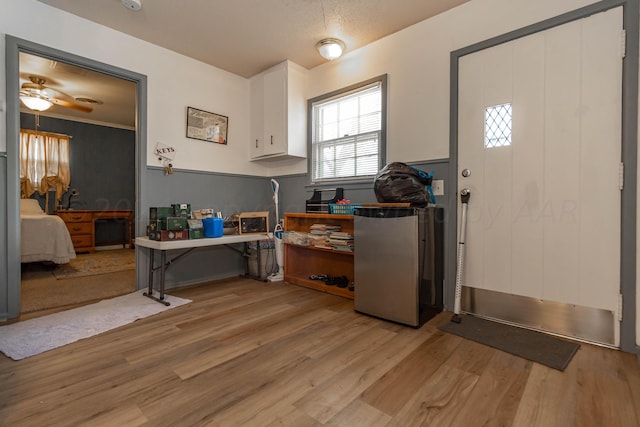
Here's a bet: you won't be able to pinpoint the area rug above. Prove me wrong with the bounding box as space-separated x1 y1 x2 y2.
53 248 135 279
0 290 191 360
439 315 580 371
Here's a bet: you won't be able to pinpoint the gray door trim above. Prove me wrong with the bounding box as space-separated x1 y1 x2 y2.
4 36 148 319
449 0 638 353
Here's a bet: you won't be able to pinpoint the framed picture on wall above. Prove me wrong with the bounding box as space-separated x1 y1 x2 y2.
186 106 228 144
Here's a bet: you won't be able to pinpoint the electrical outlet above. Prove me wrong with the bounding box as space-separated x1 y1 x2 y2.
432 179 444 196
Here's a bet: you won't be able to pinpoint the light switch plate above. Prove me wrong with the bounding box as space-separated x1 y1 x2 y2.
432 180 444 196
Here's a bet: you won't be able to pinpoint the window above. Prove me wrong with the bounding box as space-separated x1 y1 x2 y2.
484 103 512 148
309 75 386 183
19 129 71 203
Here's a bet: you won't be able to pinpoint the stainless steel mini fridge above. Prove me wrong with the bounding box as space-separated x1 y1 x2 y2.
353 206 444 327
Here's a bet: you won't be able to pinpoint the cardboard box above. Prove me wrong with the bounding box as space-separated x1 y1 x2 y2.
165 217 188 231
148 219 165 231
172 203 191 217
187 219 203 229
149 230 189 241
192 209 213 220
189 228 205 239
149 207 174 221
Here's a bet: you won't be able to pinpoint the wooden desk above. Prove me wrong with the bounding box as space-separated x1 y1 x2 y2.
57 210 134 253
136 234 270 305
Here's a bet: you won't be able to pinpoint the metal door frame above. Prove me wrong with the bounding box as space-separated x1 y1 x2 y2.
448 0 638 353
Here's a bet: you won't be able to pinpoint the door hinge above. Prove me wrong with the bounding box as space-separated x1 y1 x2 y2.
618 293 623 322
619 162 624 190
621 29 626 58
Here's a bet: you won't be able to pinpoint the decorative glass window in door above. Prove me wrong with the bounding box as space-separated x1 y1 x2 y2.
485 103 512 148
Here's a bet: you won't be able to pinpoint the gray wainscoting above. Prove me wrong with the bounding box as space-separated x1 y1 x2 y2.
136 167 275 290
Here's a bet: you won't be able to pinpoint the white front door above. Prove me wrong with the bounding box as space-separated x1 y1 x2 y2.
458 7 623 346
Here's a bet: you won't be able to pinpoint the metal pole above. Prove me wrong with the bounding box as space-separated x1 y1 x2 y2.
452 188 470 323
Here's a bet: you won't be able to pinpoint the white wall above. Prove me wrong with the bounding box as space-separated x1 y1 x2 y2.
268 0 599 178
0 0 271 177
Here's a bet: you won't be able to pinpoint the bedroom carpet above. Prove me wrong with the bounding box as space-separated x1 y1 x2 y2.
20 268 136 314
53 248 136 279
0 290 191 360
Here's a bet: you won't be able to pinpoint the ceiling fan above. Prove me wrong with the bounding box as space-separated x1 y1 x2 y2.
20 76 93 113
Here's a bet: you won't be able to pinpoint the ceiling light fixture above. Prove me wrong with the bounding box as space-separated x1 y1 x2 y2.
315 38 346 61
20 95 53 112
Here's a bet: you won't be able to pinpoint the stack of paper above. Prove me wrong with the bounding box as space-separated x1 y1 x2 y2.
328 231 354 252
309 224 341 249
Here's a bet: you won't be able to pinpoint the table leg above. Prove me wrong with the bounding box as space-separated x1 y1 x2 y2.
143 248 155 299
143 248 171 306
159 250 169 305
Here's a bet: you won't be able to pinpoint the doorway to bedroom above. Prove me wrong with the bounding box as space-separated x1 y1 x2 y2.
12 42 143 319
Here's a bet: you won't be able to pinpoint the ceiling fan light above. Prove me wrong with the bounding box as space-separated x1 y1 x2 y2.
20 96 53 111
316 38 345 60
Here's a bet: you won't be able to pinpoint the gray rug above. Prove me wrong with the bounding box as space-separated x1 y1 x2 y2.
0 290 191 360
439 315 580 371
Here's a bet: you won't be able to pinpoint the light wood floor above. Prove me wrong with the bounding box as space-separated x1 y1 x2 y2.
1 277 639 426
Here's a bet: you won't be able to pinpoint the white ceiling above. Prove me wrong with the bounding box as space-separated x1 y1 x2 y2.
24 0 471 128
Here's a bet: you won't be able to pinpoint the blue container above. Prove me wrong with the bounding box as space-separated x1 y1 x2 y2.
202 217 223 238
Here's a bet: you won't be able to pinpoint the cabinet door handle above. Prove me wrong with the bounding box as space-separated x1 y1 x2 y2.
270 135 274 145
256 139 259 148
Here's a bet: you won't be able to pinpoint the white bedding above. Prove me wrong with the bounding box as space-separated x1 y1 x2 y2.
20 199 76 264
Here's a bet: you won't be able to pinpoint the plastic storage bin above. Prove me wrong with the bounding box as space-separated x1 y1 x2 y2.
329 203 361 215
202 217 223 237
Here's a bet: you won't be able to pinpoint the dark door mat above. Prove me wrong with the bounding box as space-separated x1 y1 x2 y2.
439 315 580 371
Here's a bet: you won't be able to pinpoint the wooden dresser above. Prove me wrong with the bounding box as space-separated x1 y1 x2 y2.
57 210 94 253
57 210 134 253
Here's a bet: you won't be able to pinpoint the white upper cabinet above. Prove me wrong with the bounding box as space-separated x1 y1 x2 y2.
250 60 308 160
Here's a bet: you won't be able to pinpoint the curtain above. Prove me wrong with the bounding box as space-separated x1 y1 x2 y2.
20 129 71 202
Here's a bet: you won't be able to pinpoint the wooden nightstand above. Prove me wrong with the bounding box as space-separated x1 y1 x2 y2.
57 210 94 253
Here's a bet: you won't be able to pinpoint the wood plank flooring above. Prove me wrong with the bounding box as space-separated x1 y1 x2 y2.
0 277 639 426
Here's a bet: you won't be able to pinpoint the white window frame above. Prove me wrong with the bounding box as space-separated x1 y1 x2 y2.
308 75 387 184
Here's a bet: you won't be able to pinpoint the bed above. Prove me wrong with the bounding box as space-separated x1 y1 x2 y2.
20 199 76 264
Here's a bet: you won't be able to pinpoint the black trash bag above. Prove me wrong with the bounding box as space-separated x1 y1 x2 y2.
374 162 435 206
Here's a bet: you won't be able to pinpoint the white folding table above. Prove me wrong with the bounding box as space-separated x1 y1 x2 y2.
135 233 270 305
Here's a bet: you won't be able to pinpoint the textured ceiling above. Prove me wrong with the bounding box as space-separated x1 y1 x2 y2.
37 0 471 78
24 0 471 127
